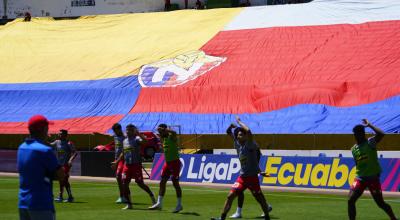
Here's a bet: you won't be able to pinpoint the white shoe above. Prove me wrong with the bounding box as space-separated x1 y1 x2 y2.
148 203 162 210
229 212 242 218
172 205 183 213
261 204 273 217
122 205 132 210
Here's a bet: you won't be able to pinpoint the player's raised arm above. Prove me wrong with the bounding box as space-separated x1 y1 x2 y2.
135 129 148 145
167 127 177 141
235 116 253 141
226 123 237 140
363 119 385 144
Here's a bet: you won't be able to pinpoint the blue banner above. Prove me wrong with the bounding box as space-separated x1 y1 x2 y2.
150 154 400 192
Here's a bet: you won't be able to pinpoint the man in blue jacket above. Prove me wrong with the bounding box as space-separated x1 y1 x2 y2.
18 115 64 220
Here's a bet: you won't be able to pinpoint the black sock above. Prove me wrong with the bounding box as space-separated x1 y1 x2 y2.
221 213 227 220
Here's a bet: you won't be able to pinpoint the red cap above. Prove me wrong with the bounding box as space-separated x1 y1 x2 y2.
28 115 53 131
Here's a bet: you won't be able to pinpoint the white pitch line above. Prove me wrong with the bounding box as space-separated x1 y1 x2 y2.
1 178 399 203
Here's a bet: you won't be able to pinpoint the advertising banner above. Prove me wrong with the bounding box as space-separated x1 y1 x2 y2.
150 153 400 192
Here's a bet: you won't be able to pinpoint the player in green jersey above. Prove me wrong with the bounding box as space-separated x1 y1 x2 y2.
348 119 397 220
149 124 183 213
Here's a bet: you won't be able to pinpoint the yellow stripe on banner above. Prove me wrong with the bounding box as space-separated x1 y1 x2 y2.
0 9 241 83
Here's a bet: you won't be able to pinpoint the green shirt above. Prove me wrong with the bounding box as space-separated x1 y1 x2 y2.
163 134 179 162
351 138 381 177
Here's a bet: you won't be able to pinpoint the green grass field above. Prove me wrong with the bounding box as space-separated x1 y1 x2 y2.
1 177 399 220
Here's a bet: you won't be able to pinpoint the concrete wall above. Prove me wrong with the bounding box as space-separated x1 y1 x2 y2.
0 150 81 175
5 0 163 19
3 0 268 19
0 0 4 18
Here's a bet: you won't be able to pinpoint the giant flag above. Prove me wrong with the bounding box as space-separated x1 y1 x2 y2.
0 0 399 134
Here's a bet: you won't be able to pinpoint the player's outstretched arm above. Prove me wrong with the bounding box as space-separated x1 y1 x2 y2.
363 119 385 143
136 129 148 145
166 127 177 141
226 123 236 140
235 116 253 141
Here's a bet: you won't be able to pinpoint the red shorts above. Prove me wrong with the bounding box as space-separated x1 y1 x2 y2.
63 164 71 176
350 176 382 193
230 175 261 194
122 163 143 183
116 160 124 177
161 159 181 180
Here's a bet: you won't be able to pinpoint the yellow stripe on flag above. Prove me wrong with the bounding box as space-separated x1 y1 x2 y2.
0 8 241 83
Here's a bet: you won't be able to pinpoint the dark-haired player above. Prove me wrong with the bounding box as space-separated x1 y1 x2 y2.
226 124 272 218
114 124 156 210
211 116 271 220
51 129 77 203
149 124 183 213
348 119 397 220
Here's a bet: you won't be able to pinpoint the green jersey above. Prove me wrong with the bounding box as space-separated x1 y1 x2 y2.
163 134 179 162
351 137 381 177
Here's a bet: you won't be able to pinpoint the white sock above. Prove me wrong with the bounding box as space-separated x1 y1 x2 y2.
157 196 163 205
177 197 182 206
236 207 242 214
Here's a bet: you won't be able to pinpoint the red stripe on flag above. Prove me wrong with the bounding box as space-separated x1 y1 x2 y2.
0 115 124 134
131 20 400 114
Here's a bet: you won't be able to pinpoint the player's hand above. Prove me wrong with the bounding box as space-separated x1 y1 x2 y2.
111 161 117 170
235 115 241 122
259 172 270 177
362 119 370 127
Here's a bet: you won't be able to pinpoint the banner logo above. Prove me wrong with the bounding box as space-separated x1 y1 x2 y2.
138 51 226 87
150 154 399 192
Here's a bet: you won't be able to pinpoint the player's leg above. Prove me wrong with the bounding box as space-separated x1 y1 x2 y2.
211 191 238 220
149 161 172 210
64 178 73 202
55 166 68 202
115 174 124 203
115 160 125 203
55 179 64 202
172 178 183 213
369 180 397 220
148 176 168 210
170 160 183 213
230 191 244 218
211 176 245 220
64 165 73 202
184 0 188 8
134 164 156 204
252 191 270 220
348 179 365 220
121 166 133 209
247 176 270 220
137 180 156 204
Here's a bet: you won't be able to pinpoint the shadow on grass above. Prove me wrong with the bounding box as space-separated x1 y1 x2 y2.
58 201 88 204
131 202 148 205
178 211 200 216
254 215 280 219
